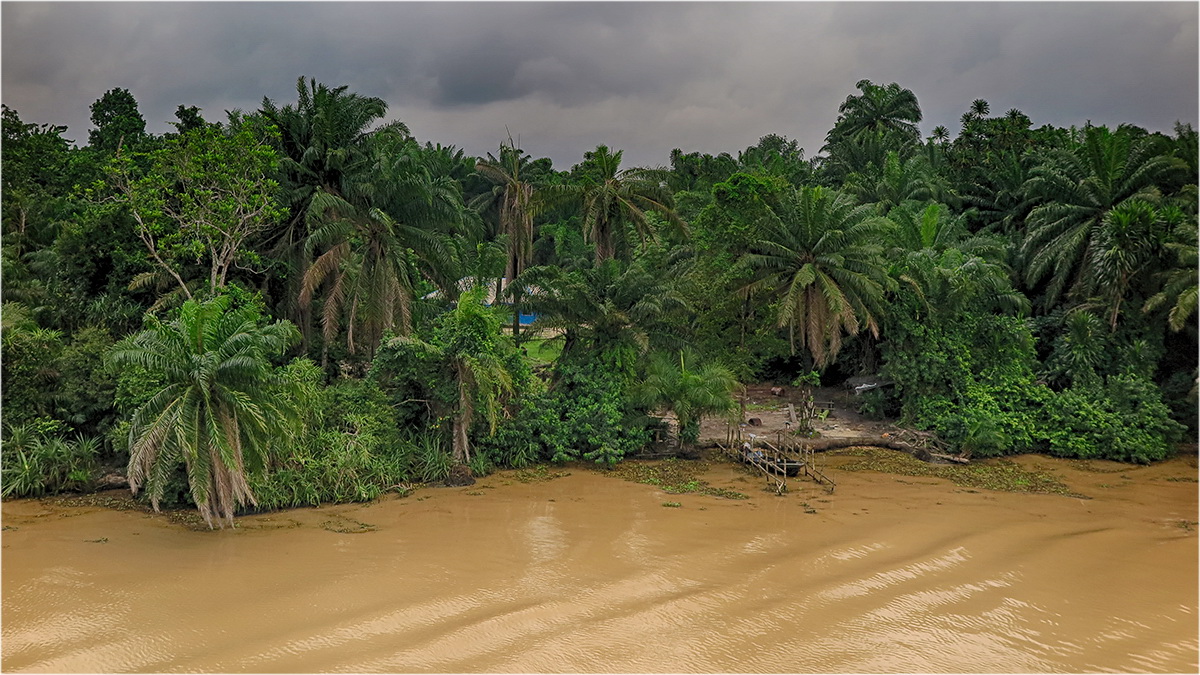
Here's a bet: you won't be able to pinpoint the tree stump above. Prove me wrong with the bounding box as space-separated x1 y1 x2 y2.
444 464 476 487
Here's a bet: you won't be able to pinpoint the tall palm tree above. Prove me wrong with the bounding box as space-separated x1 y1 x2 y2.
259 77 407 347
556 145 686 264
301 138 463 361
741 186 895 367
472 139 543 336
106 296 300 529
1021 124 1185 309
824 80 923 147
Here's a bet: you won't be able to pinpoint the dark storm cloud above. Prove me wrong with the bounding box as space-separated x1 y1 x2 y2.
2 2 1195 168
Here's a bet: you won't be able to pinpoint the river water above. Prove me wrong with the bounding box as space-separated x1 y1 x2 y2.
2 454 1197 673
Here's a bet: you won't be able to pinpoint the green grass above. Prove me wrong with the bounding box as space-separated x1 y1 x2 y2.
523 337 563 365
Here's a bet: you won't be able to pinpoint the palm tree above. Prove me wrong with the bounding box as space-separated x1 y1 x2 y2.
556 145 686 263
1143 216 1198 332
632 350 738 446
844 151 954 211
1021 124 1185 309
824 80 923 147
740 186 895 367
106 296 300 528
300 137 463 361
1089 199 1176 330
886 200 1004 260
518 258 686 362
472 139 543 337
259 77 407 347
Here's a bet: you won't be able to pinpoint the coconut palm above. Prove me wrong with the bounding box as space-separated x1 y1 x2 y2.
1021 124 1185 309
740 186 895 367
632 349 738 446
106 296 300 528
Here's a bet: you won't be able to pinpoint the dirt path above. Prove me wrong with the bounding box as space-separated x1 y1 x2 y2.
697 383 889 447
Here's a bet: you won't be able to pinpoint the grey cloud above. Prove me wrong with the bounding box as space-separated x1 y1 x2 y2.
2 2 1195 169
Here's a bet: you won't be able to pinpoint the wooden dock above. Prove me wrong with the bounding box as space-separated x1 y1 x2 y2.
717 425 836 495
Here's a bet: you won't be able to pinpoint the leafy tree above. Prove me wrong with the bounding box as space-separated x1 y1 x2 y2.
103 121 284 301
106 295 301 528
87 88 147 153
737 133 814 188
741 186 894 367
1 303 64 427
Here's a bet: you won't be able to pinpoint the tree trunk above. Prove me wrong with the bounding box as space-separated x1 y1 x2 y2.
453 364 472 465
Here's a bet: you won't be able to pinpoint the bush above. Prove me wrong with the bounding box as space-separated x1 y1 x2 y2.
1 422 101 497
249 368 416 510
1042 375 1186 463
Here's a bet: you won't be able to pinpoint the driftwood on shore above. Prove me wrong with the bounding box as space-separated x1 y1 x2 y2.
699 434 970 465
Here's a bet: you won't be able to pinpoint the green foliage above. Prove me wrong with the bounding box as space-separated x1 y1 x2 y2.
555 144 685 263
1 307 64 427
632 350 739 445
481 350 649 467
102 120 284 300
106 294 301 528
741 185 895 367
2 424 101 498
87 88 147 153
1043 375 1184 463
251 369 416 509
372 286 519 466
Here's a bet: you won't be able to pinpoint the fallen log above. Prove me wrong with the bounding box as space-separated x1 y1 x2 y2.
702 435 968 465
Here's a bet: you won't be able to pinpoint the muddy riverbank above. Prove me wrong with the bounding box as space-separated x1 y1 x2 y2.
2 449 1197 672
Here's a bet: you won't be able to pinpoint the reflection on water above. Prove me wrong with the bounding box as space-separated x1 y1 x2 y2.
2 456 1197 673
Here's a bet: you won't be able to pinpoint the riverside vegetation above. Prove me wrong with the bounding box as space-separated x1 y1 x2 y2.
2 79 1196 526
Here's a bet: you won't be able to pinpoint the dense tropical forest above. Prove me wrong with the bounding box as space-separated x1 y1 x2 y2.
2 78 1196 528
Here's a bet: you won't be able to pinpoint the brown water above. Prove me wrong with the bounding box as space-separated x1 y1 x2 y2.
3 454 1197 673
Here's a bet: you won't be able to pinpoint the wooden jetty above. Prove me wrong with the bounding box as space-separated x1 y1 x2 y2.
716 425 836 495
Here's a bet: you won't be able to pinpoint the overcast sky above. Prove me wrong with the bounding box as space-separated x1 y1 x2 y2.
3 2 1197 169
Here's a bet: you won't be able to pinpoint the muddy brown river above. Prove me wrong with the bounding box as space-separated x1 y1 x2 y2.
2 453 1197 673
